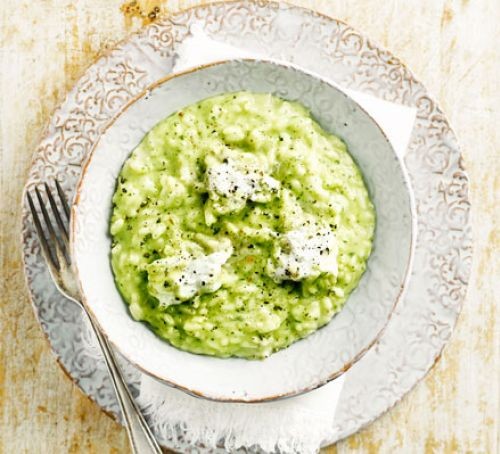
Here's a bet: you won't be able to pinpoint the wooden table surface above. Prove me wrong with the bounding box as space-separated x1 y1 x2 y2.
1 0 498 452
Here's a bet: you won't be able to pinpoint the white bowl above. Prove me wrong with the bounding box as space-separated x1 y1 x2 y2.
71 59 415 402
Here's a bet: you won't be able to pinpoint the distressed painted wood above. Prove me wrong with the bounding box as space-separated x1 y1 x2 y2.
0 0 498 452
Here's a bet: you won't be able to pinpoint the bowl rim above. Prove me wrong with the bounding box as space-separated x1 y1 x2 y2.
71 57 417 403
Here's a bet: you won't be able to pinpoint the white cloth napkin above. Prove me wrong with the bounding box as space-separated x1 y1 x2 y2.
130 25 417 454
139 373 345 453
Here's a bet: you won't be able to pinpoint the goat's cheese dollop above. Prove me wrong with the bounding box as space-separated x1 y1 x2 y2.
270 228 338 282
146 245 233 305
206 160 279 217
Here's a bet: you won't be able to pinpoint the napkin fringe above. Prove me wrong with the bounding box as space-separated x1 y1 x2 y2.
137 374 331 454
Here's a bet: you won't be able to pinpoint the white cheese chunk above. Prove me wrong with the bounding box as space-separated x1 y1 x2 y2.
270 228 338 282
206 161 279 207
146 245 233 305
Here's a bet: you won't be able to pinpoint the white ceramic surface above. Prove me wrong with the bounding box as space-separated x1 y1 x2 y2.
20 1 472 449
71 59 414 402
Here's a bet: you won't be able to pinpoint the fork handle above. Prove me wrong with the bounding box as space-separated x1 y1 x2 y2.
86 313 163 454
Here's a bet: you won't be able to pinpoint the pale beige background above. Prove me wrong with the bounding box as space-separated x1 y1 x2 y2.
1 0 498 453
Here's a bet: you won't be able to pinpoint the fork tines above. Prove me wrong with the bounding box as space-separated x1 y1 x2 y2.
27 179 71 271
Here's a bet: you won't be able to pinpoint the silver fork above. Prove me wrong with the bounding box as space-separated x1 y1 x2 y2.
27 180 162 454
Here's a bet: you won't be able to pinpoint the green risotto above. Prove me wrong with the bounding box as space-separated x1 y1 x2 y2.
110 92 375 359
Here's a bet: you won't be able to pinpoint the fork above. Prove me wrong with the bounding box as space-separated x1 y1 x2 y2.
27 180 162 454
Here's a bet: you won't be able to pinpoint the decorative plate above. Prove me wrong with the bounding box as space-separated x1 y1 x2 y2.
21 1 472 450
